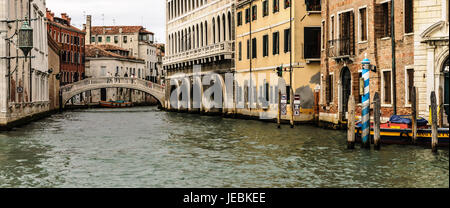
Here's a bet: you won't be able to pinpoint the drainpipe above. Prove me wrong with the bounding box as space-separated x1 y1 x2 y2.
28 0 32 103
391 0 397 115
249 0 252 112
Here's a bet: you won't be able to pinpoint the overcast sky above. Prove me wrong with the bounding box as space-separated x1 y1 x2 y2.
46 0 166 43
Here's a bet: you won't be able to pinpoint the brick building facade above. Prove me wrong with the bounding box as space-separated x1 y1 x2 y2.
46 10 86 86
319 0 415 126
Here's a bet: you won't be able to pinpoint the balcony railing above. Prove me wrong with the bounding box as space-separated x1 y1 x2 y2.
163 41 235 65
328 38 354 58
305 0 321 12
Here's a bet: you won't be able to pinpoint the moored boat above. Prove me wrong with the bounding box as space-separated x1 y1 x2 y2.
354 115 449 146
99 100 133 108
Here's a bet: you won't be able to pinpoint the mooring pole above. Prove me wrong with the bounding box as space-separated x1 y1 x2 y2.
374 92 381 150
431 91 438 153
411 87 417 144
347 95 355 149
361 55 371 149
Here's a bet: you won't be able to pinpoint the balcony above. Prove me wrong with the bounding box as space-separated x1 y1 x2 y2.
328 38 355 60
163 41 235 67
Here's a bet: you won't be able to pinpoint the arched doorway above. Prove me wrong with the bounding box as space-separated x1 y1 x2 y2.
340 67 352 120
443 57 449 126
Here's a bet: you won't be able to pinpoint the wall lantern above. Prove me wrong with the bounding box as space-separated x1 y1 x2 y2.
18 18 33 57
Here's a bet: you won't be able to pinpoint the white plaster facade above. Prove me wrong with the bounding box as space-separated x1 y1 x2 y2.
1 0 49 127
85 54 148 104
84 16 158 82
413 0 449 126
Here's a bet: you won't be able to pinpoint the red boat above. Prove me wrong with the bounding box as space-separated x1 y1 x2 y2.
99 101 132 108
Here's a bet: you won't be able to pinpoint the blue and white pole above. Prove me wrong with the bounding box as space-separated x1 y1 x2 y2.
361 54 371 149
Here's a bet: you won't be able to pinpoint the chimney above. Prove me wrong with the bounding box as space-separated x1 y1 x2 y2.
119 27 123 34
83 24 86 31
86 15 92 45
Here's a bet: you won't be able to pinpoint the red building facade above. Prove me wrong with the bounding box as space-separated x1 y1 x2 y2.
320 0 415 127
46 10 86 86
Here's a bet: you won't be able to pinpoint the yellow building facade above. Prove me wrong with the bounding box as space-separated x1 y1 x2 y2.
235 0 322 123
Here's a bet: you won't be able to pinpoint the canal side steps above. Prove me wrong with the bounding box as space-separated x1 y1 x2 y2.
60 77 165 108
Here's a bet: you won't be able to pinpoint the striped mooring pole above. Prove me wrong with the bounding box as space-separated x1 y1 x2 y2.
361 55 371 149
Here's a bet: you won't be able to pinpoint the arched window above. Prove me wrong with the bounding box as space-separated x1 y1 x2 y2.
212 18 215 44
204 21 208 46
228 11 232 41
222 14 226 42
196 24 199 48
217 16 221 43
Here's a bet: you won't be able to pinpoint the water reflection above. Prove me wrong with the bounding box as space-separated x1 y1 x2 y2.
0 106 448 188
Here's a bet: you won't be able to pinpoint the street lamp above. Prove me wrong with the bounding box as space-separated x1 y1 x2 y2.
18 18 33 57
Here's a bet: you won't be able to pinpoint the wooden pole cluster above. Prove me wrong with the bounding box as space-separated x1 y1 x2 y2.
347 95 355 149
431 91 439 153
374 92 381 150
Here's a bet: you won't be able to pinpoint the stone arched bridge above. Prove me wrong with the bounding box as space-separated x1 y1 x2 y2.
60 77 165 108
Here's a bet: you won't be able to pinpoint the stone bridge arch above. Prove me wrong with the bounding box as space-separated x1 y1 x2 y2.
61 78 165 108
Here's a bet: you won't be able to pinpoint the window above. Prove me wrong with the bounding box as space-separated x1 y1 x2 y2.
245 8 250 23
252 38 257 59
101 66 107 77
123 36 128 43
321 21 326 50
338 11 355 56
404 0 413 34
359 7 368 42
330 16 335 46
114 36 119 43
98 36 102 43
239 41 242 61
91 36 95 43
273 0 279 13
284 0 290 9
326 74 334 104
252 5 257 21
263 35 269 57
406 68 414 104
304 27 321 59
106 36 111 42
382 70 392 104
273 31 280 55
247 39 250 59
379 2 391 38
263 0 269 17
284 28 291 53
237 11 243 26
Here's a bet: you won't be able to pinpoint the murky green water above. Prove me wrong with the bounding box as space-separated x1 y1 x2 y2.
0 106 448 188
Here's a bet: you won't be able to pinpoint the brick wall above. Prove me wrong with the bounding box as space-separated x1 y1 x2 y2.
320 0 414 124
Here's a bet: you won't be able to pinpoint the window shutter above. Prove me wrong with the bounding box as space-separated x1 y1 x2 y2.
384 71 392 103
350 11 355 56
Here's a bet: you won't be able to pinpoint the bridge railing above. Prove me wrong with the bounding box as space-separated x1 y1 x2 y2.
60 77 165 94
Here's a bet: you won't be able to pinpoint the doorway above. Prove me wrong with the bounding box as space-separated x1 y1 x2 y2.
101 88 107 101
443 58 449 126
340 67 352 120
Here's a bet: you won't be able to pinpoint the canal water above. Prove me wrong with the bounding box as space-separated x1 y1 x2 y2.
0 106 448 188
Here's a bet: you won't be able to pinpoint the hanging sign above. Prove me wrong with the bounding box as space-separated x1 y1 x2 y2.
281 95 287 116
294 94 301 116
